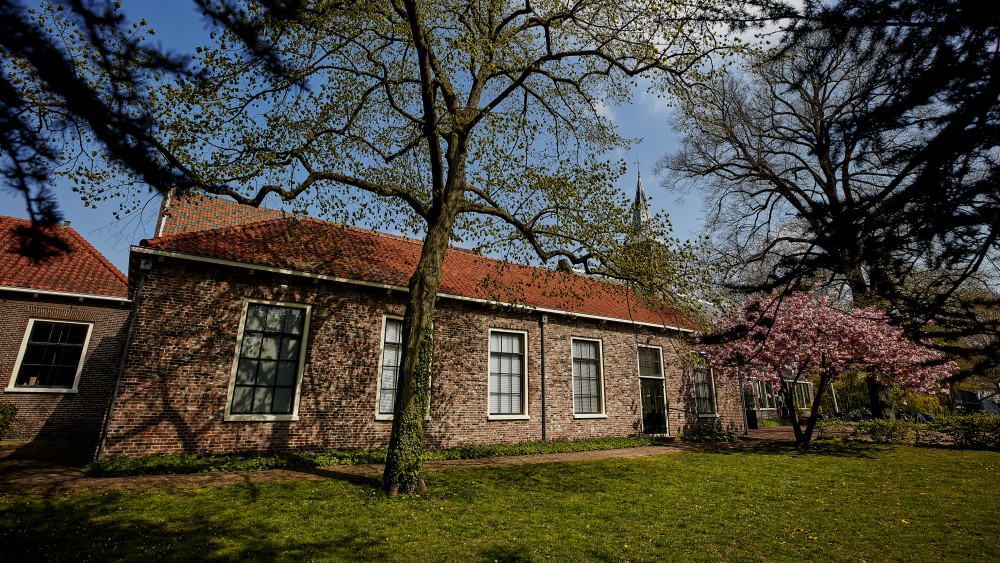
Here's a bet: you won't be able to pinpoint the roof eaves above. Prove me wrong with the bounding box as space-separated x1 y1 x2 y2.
0 284 132 303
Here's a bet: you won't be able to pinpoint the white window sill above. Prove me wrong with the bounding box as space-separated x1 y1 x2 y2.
4 387 78 394
224 414 299 422
573 413 607 419
698 413 720 418
487 414 530 421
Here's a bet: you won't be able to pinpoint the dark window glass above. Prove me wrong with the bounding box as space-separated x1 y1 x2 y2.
230 304 306 415
14 321 89 389
378 319 404 415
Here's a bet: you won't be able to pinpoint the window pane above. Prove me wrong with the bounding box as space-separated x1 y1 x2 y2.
241 333 262 359
272 387 294 414
265 307 285 332
259 336 280 360
276 361 297 387
280 338 299 361
257 360 277 386
236 359 257 384
284 309 303 334
232 386 255 414
253 387 273 413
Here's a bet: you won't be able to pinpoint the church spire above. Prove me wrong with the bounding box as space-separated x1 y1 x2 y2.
631 169 652 237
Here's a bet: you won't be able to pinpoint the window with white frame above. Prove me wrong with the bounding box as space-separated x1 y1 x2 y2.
791 380 814 410
489 330 527 417
7 320 92 392
227 302 309 419
755 379 777 410
694 368 717 415
638 346 663 379
572 339 604 415
377 317 404 417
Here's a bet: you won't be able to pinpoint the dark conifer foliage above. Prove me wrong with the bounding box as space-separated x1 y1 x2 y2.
0 0 304 257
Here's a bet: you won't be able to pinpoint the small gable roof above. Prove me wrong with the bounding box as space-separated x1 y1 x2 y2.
0 216 128 300
139 217 691 330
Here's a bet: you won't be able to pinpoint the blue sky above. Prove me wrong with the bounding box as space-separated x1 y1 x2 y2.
1 1 704 272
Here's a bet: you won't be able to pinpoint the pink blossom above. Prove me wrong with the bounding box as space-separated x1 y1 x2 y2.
700 292 956 392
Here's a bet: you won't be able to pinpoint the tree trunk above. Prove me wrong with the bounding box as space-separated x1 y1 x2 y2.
798 371 832 448
867 378 894 420
381 214 456 495
845 270 894 420
780 378 804 445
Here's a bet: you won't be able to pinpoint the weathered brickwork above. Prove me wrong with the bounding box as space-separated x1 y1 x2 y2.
103 257 745 456
0 293 130 444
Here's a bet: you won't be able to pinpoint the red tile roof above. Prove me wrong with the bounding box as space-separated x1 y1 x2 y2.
157 191 288 236
140 217 690 329
0 216 128 299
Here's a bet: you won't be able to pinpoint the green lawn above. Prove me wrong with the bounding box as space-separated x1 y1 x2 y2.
1 443 998 561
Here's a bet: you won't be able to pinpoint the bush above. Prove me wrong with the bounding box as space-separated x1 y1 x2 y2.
927 414 1000 450
678 429 742 443
851 419 913 444
0 402 17 440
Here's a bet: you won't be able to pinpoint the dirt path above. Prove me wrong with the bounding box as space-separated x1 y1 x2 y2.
1 429 796 498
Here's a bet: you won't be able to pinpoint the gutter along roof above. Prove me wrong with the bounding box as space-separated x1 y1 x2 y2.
137 216 692 331
1 215 129 301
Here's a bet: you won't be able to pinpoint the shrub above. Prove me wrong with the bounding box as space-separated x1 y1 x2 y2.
678 429 742 443
852 419 913 444
0 402 17 440
928 414 1000 450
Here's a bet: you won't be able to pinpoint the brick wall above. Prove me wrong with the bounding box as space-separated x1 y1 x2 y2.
103 257 745 456
0 293 130 446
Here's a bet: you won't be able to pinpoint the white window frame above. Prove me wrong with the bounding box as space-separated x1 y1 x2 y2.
375 315 405 421
754 378 777 411
487 329 530 421
637 345 664 380
223 299 311 422
791 380 814 410
572 337 606 419
637 345 669 435
5 318 93 394
694 366 719 417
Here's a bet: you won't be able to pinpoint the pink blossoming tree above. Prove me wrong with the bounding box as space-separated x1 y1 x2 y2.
701 292 957 446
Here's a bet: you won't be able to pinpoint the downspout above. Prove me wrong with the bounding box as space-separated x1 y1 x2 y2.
96 258 152 460
539 313 548 441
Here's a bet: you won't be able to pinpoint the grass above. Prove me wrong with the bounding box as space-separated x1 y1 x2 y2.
83 436 657 477
2 443 998 561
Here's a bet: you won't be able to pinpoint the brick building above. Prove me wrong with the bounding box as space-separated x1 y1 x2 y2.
100 196 745 456
0 216 130 448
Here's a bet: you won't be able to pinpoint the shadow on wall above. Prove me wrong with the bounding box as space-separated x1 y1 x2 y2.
3 334 124 467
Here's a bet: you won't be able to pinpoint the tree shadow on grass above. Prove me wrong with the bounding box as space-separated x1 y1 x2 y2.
0 488 393 562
